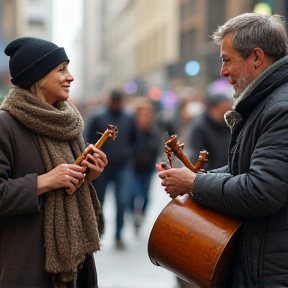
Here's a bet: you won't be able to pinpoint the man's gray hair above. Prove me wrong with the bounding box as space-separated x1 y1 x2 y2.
212 13 288 60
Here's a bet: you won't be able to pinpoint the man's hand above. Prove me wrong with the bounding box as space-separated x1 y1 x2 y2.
158 166 197 198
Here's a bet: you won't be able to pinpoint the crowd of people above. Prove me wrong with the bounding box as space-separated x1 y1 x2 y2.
1 11 288 288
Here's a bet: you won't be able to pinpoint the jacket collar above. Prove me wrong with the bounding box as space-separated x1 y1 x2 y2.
225 56 288 129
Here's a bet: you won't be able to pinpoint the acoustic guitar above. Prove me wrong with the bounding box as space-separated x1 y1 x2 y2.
148 135 241 288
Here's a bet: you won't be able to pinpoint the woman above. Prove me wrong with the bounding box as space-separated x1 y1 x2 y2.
0 37 107 288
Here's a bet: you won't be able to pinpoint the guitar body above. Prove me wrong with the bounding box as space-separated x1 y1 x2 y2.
148 194 241 288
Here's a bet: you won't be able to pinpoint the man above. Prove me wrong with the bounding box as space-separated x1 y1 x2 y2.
158 13 288 287
84 90 140 249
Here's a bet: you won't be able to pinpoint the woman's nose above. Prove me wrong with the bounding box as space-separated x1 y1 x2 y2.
66 70 74 82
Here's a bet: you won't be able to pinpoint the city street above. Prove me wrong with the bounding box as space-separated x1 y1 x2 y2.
94 172 178 288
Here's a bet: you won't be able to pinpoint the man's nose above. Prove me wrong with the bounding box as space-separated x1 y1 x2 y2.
220 63 228 77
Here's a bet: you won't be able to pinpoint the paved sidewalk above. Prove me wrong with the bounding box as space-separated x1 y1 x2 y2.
94 172 178 288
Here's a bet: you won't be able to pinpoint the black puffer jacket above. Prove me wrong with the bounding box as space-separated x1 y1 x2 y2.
193 57 288 287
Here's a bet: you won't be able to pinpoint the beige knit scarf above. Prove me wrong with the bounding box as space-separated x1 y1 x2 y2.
1 87 104 286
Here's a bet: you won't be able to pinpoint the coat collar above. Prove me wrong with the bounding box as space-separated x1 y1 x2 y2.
225 56 288 129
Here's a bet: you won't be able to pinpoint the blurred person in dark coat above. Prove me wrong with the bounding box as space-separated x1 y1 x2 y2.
131 98 161 234
188 92 232 170
83 90 140 249
0 37 106 288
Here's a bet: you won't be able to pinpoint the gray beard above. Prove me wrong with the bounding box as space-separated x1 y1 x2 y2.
224 56 288 129
231 56 288 109
232 77 256 108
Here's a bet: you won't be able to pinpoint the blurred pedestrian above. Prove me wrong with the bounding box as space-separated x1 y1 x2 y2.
83 90 140 249
173 87 205 159
131 97 161 234
174 88 205 138
188 92 232 170
0 37 106 288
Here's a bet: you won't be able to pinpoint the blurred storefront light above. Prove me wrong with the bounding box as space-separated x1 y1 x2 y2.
125 80 138 95
148 87 162 102
160 90 177 110
253 2 273 15
207 78 233 97
185 60 200 76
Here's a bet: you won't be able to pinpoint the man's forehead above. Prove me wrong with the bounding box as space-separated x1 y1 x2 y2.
220 33 235 56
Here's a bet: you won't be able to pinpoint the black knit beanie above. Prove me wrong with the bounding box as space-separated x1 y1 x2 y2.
4 37 69 90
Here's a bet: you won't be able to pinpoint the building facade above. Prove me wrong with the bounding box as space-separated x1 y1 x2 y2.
81 0 287 99
1 0 288 103
0 0 53 101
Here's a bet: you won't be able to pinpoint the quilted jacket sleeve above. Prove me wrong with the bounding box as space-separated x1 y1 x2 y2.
192 99 288 217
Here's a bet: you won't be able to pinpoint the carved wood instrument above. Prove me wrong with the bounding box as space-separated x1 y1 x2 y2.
164 134 208 172
148 135 241 288
66 124 118 195
74 124 118 165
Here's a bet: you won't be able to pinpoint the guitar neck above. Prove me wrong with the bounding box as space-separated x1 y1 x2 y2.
174 149 198 173
94 133 110 149
74 130 110 165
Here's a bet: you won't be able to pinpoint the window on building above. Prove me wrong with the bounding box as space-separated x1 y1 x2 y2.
206 0 226 40
180 0 197 22
180 29 196 63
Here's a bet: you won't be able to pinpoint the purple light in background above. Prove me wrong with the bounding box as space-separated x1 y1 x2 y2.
207 78 232 97
161 91 177 109
125 81 138 95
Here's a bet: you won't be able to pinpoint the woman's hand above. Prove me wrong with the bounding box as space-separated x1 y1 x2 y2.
81 145 108 184
158 166 197 198
37 163 86 195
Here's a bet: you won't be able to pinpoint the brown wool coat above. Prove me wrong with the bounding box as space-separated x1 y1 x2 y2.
0 110 97 288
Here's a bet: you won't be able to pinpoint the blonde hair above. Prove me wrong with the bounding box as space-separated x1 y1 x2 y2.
31 77 47 102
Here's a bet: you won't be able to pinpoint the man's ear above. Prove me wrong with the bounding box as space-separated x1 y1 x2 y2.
253 48 265 69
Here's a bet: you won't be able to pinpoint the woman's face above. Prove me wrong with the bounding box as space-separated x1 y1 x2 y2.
38 62 74 105
137 107 151 129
